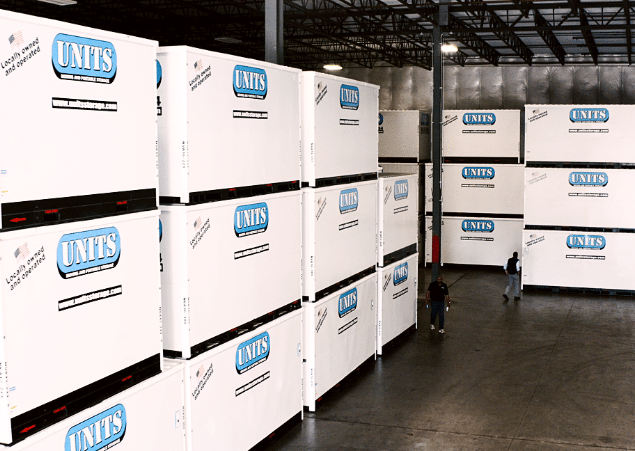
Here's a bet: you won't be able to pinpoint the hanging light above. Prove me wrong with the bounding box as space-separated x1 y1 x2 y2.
441 43 458 53
323 64 343 71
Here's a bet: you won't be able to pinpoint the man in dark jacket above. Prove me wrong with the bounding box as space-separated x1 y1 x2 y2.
426 275 450 334
503 251 520 301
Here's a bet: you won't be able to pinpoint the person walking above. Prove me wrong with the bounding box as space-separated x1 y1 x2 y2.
503 251 521 301
426 275 450 334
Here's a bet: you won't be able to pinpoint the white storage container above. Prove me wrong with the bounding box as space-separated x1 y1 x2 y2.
378 110 431 162
442 109 520 160
300 72 378 185
525 105 635 163
302 181 377 302
522 229 635 291
176 309 302 451
425 215 523 266
377 254 417 355
0 211 162 444
157 46 301 204
160 191 301 359
525 167 635 229
2 361 186 451
377 174 418 266
303 273 376 411
379 162 425 214
423 163 436 214
442 164 524 215
0 10 158 230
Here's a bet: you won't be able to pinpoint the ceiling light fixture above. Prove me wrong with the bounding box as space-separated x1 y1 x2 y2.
36 0 77 5
323 64 343 71
441 43 458 53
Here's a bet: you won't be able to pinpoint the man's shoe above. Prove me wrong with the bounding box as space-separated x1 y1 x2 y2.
503 294 509 301
514 297 520 301
439 329 445 334
430 324 435 330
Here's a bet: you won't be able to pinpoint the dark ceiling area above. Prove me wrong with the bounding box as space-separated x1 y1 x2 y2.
1 0 634 70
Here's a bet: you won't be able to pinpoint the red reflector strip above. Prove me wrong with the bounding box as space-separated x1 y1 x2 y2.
53 406 66 414
116 201 127 205
229 188 236 191
20 425 36 434
10 218 27 223
45 209 59 214
122 375 132 382
267 184 272 187
269 433 275 439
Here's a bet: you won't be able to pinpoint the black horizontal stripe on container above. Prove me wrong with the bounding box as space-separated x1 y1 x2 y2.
164 300 302 360
443 157 519 164
380 243 417 267
378 157 420 163
10 354 160 445
526 162 635 169
314 172 377 188
1 189 157 233
159 180 299 206
523 284 635 297
442 212 524 219
524 225 635 233
303 266 376 303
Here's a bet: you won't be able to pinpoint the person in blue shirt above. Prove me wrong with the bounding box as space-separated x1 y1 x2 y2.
503 251 520 301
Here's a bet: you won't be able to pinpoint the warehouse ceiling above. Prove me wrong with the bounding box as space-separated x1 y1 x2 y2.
1 0 634 70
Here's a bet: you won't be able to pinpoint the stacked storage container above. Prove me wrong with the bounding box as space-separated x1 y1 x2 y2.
301 72 379 411
0 10 164 447
157 47 302 449
377 110 431 263
376 174 418 355
425 110 524 265
523 105 635 291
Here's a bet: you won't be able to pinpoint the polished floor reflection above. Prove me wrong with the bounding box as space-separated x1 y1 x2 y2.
266 266 635 451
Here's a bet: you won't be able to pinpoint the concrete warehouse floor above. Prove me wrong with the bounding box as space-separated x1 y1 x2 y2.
265 265 635 451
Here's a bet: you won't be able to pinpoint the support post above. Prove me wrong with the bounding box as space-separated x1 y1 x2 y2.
431 19 444 281
265 0 284 64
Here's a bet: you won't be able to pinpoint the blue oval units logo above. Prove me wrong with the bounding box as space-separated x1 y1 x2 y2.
339 188 359 214
566 234 606 249
462 113 496 125
462 220 495 232
156 59 162 88
233 65 267 99
569 172 608 186
234 202 268 237
159 219 163 242
338 288 358 317
393 262 408 286
52 34 117 83
378 112 383 125
462 167 495 179
570 108 609 123
394 180 408 200
340 84 359 110
57 227 120 279
236 332 270 374
65 404 126 451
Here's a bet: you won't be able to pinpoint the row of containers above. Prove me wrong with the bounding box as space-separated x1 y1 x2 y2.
377 109 525 266
0 8 419 450
384 105 635 294
522 104 635 293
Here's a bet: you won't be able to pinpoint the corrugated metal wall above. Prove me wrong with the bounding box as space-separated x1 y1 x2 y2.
338 66 635 110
